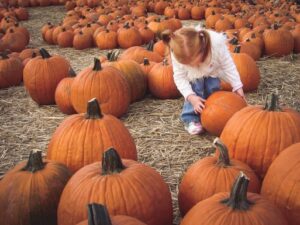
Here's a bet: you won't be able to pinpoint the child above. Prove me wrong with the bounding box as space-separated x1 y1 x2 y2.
162 25 245 135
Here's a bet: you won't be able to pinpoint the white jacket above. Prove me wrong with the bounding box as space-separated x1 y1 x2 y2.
171 25 243 99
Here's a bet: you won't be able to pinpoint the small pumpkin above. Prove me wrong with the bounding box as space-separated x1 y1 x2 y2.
117 22 142 49
95 29 118 50
73 31 93 50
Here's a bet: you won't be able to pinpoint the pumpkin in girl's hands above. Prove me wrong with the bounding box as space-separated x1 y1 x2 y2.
178 138 260 216
76 203 147 225
47 98 137 173
0 150 71 225
58 148 173 225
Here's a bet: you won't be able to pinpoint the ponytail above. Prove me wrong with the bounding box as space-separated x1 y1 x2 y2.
199 30 211 62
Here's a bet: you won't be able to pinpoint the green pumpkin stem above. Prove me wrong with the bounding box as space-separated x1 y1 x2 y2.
234 45 241 53
264 93 281 111
68 67 76 77
102 148 125 175
93 58 102 71
213 138 230 166
86 98 103 119
221 172 253 210
22 150 45 173
146 40 154 51
87 203 112 225
40 48 51 59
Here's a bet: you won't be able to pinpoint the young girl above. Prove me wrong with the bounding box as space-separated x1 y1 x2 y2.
162 25 245 135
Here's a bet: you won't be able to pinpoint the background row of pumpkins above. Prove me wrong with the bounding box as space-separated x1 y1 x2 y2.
0 96 300 224
0 0 66 7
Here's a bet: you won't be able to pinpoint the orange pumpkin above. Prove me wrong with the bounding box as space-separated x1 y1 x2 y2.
220 93 300 178
47 98 137 173
118 45 163 63
96 29 118 50
58 148 173 225
117 23 142 49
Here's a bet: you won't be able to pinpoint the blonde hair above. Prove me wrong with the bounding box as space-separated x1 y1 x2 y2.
161 27 211 65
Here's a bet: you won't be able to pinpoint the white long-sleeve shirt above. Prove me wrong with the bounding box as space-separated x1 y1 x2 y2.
171 26 243 99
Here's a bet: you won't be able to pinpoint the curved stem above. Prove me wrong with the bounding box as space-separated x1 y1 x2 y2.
233 45 241 53
39 48 51 59
68 67 76 77
87 203 112 225
86 98 103 119
93 58 102 71
213 138 230 166
102 148 126 175
22 150 45 173
264 93 281 111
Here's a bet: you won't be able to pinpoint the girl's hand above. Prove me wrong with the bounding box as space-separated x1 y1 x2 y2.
187 94 206 114
234 88 246 101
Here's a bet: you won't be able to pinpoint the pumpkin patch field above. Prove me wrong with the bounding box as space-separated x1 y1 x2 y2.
0 1 300 224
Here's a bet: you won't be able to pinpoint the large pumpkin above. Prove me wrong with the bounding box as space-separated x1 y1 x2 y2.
76 203 147 225
201 91 247 136
178 138 260 216
220 93 300 178
23 48 70 105
58 148 173 225
71 58 130 117
148 58 181 99
261 143 300 225
180 172 288 225
0 51 23 89
118 45 163 63
47 98 137 173
0 150 71 225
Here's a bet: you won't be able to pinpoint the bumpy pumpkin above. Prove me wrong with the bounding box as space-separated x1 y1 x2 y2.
58 148 173 225
0 150 71 225
220 93 300 178
47 98 137 173
23 48 70 105
76 203 147 225
201 91 247 136
71 58 130 117
178 138 260 216
180 172 288 225
261 143 300 225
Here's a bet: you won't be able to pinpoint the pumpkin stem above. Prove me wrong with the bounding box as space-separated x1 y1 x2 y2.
213 138 230 166
102 148 125 175
162 58 168 65
0 51 9 59
68 67 76 77
40 48 51 59
87 203 112 225
86 98 103 119
93 58 102 71
233 45 241 53
146 40 154 51
229 37 239 45
143 58 150 65
264 93 281 111
22 150 45 173
220 172 253 210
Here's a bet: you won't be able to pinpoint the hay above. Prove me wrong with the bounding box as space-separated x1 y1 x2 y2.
0 6 300 224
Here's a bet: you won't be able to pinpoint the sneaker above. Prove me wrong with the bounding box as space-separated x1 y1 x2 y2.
184 122 204 135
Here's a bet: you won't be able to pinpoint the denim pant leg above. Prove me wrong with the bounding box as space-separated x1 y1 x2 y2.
181 78 205 124
204 77 221 99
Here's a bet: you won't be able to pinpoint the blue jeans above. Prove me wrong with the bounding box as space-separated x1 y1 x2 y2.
181 77 220 124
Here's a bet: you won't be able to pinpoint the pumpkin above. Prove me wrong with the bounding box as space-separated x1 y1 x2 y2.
57 28 74 48
263 24 294 57
55 67 77 115
23 48 70 105
153 40 169 57
215 16 233 32
221 45 260 92
71 58 130 117
118 45 163 63
205 11 222 29
2 28 27 52
140 58 156 76
180 172 288 225
201 91 247 136
179 138 260 216
18 48 40 62
0 51 23 89
138 26 155 44
0 150 71 225
73 31 93 50
147 58 180 99
95 29 118 49
47 98 137 173
291 27 300 53
76 203 147 225
261 143 300 225
117 23 142 49
220 93 300 178
191 5 205 20
58 148 173 225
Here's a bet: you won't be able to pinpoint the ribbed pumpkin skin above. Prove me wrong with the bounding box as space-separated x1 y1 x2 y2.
47 114 137 173
57 160 173 225
261 143 300 225
70 65 130 117
0 160 71 225
23 55 70 105
180 192 288 225
55 77 76 114
178 157 260 216
118 46 163 64
201 91 247 136
0 56 23 89
220 106 300 178
148 61 180 99
77 215 147 225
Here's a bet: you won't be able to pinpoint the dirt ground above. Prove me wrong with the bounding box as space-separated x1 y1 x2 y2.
0 6 299 224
